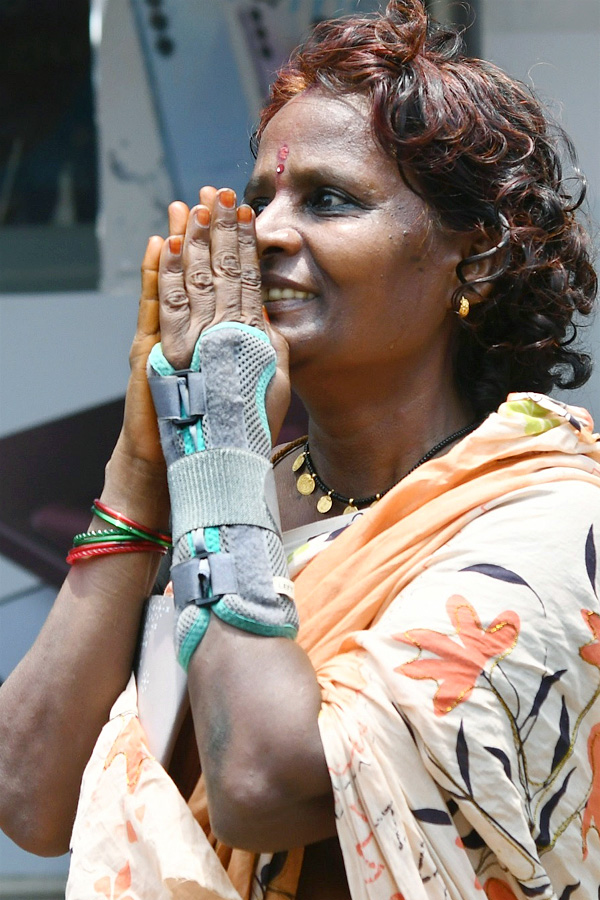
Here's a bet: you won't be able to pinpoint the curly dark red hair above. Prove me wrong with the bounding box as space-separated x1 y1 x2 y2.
255 0 597 416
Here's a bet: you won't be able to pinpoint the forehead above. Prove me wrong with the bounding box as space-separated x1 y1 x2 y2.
256 90 382 167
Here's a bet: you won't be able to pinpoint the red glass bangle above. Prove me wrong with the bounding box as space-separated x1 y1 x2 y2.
93 499 171 544
66 540 167 565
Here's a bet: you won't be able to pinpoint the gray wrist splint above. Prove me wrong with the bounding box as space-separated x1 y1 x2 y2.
147 322 298 671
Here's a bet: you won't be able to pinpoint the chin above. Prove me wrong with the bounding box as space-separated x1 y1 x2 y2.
270 308 318 342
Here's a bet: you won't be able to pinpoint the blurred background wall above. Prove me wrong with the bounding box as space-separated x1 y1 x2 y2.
0 1 598 895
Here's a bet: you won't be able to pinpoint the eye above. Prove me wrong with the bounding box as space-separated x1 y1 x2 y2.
308 188 359 213
248 197 271 216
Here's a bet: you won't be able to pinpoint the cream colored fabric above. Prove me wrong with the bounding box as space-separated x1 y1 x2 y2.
66 675 242 900
318 478 600 899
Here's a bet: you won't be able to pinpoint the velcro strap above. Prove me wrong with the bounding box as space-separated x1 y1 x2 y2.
273 576 295 601
168 448 281 543
149 371 206 424
172 553 238 609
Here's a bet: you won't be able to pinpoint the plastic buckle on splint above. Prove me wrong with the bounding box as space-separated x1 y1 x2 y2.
151 370 207 427
171 553 239 611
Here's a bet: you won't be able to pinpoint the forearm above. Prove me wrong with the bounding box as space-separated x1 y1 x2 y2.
0 445 169 855
188 616 335 852
150 195 334 851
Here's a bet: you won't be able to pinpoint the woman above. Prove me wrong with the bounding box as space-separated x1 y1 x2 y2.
1 2 599 898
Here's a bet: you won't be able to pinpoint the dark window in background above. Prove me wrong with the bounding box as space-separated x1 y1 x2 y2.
0 0 98 292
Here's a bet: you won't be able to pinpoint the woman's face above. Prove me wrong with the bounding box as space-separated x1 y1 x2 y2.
245 89 468 384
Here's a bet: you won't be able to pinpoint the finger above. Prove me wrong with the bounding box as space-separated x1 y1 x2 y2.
168 200 190 237
129 234 165 377
236 205 264 330
264 318 288 359
137 234 164 339
182 203 216 332
158 233 194 369
264 320 291 442
210 188 243 322
199 185 218 213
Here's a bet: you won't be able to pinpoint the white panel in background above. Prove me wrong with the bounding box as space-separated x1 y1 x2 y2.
95 0 174 295
128 0 255 205
0 291 132 437
223 0 382 120
481 0 600 423
129 0 384 198
97 0 382 294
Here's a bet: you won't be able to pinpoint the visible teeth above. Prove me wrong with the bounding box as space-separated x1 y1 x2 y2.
262 287 316 302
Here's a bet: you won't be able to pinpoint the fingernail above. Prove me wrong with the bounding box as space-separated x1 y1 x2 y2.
169 236 182 254
219 189 236 209
237 205 253 224
196 206 210 226
263 305 271 324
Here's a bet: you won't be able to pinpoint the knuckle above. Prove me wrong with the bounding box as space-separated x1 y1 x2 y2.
240 265 261 289
162 288 189 310
187 233 210 253
162 333 193 370
237 231 256 249
187 266 214 292
213 252 242 280
214 219 238 235
244 314 264 331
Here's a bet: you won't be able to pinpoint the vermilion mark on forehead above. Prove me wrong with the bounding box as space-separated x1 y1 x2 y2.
276 143 289 175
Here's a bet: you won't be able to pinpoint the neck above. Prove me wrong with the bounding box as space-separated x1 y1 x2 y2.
294 362 474 501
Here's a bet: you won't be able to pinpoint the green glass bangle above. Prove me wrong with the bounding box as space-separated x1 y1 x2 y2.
91 505 172 548
73 529 144 547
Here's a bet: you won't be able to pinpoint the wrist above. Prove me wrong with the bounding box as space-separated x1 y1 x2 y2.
102 438 170 535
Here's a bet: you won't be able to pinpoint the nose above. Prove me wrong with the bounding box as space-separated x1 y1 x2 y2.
255 200 303 260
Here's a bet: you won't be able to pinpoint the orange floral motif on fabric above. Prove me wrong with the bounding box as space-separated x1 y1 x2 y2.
394 595 520 715
94 861 133 900
582 722 600 858
349 804 385 884
484 878 519 900
103 717 154 794
580 610 600 668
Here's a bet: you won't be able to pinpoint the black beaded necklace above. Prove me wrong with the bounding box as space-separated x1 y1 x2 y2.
293 420 480 515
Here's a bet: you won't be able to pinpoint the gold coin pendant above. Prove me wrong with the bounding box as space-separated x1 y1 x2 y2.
297 472 316 495
317 494 333 514
344 503 358 515
292 452 306 473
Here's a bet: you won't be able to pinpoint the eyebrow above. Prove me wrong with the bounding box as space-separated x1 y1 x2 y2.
243 174 270 201
244 163 374 201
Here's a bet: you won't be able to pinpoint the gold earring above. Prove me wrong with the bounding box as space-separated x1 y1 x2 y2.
457 296 470 318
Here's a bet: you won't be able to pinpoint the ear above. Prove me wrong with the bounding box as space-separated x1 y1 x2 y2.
454 222 509 306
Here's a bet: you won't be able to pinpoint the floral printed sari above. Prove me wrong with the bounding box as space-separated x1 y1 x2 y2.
67 394 600 900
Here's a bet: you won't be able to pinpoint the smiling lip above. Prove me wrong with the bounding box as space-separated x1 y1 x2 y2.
262 287 317 303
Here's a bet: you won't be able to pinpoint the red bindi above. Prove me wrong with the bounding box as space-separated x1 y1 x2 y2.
276 144 289 175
